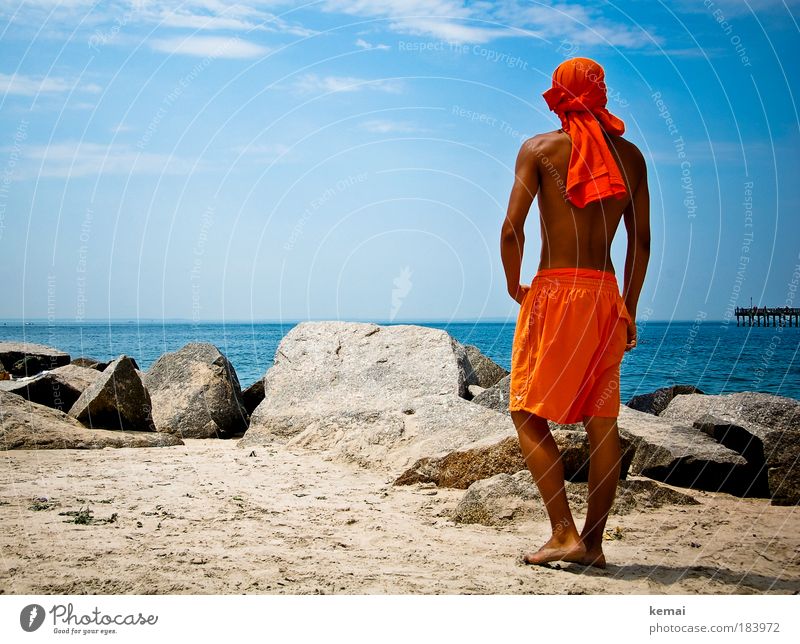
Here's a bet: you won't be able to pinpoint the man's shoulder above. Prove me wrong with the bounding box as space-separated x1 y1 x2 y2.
609 134 645 164
519 131 564 157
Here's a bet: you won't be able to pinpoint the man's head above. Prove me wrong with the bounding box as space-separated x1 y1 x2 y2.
546 57 609 112
541 57 627 208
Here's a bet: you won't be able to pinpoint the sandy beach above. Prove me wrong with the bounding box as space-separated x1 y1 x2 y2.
1 439 798 595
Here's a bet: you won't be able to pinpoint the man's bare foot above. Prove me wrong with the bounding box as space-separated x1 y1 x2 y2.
522 535 586 566
578 549 607 569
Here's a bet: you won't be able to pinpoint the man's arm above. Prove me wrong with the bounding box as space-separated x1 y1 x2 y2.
621 149 650 320
501 138 540 302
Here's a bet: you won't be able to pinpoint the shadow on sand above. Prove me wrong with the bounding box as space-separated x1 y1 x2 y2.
558 562 800 593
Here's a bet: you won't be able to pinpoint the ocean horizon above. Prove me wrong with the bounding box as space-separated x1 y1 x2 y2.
2 319 797 403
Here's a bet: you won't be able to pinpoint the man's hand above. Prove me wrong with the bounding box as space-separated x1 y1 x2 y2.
510 284 530 305
624 318 637 351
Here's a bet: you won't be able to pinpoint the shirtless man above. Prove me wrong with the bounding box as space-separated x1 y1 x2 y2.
500 58 650 568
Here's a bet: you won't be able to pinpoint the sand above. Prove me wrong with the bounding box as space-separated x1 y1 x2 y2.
0 439 798 595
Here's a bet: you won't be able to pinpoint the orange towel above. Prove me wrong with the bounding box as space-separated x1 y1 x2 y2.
542 57 627 208
509 268 631 423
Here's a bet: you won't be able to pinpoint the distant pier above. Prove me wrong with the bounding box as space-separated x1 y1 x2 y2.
735 306 800 327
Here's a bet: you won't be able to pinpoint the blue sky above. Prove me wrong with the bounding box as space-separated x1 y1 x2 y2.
1 0 798 323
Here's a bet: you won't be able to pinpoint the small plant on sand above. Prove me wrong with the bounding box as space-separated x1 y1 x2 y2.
58 506 118 525
29 497 58 511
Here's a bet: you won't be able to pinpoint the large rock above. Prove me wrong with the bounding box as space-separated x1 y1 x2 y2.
0 390 183 449
241 378 265 415
471 374 511 414
618 405 751 495
0 341 70 377
68 355 156 432
144 343 249 439
394 429 636 488
71 357 110 371
463 345 508 389
451 470 698 526
239 321 500 470
284 393 515 473
661 392 800 505
626 385 705 416
0 364 100 412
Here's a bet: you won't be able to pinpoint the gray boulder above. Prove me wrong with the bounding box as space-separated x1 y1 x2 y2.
661 392 800 505
68 355 156 432
394 429 636 488
463 345 508 389
472 374 511 414
0 390 182 449
0 341 70 377
466 384 485 399
239 321 504 471
284 392 515 473
71 357 110 371
0 364 100 412
618 405 751 495
144 343 249 439
242 378 265 415
626 385 705 415
451 470 698 526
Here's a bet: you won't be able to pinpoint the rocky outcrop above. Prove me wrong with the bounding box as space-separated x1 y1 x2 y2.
463 345 508 389
284 393 515 473
241 378 265 415
239 322 500 471
471 374 511 414
144 343 249 439
626 385 705 416
68 355 156 432
451 470 698 526
618 405 751 495
466 385 485 399
394 435 523 488
0 364 100 412
0 390 182 449
0 341 70 377
661 392 800 505
71 357 110 371
394 429 636 488
0 358 8 380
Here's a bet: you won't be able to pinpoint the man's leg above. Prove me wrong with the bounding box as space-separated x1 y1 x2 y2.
511 409 585 565
579 415 622 568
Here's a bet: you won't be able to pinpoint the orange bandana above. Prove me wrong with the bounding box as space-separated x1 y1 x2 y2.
542 57 627 208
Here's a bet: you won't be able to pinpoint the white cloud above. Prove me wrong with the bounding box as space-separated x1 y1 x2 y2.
142 2 317 37
319 0 657 46
0 72 102 96
355 38 390 50
360 119 421 133
291 73 403 94
12 141 208 179
493 2 657 47
0 0 316 40
321 0 510 44
148 35 269 59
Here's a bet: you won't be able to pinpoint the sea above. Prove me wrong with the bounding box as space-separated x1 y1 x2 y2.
1 319 798 402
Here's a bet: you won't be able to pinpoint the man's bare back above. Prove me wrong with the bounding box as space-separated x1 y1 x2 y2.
532 129 645 273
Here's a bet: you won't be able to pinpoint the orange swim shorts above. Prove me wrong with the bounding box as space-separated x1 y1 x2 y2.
508 267 632 424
